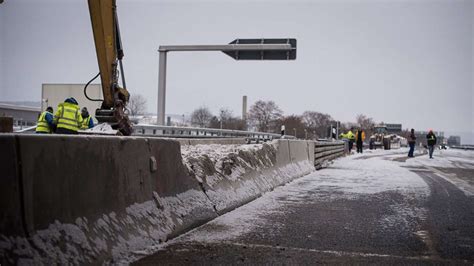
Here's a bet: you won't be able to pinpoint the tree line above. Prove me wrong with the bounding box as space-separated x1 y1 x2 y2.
189 100 378 139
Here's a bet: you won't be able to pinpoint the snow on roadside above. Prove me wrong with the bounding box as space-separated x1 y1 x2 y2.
399 148 474 169
131 148 472 257
162 152 429 245
393 148 474 197
291 155 430 197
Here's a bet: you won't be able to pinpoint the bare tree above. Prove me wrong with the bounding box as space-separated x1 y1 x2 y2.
127 94 147 116
225 118 247 130
340 122 358 133
209 108 247 130
248 100 283 132
209 116 220 129
277 115 306 138
190 106 213 128
301 111 334 138
219 108 233 124
356 114 375 136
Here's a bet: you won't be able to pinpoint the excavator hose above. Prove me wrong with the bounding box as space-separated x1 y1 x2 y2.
84 72 103 102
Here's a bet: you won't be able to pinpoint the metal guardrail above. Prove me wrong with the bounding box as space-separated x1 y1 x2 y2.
12 123 296 142
314 141 346 169
451 145 474 150
133 124 294 142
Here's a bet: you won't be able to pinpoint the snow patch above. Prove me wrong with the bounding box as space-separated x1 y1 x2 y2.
84 123 117 134
164 151 430 247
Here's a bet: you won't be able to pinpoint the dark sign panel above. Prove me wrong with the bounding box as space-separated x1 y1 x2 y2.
223 38 297 60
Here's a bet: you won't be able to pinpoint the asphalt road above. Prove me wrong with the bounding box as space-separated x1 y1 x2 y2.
134 149 474 265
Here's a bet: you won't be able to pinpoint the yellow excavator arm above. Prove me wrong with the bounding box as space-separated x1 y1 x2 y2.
87 0 132 135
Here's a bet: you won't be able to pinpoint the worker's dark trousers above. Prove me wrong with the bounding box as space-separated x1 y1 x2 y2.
428 145 435 158
348 141 354 152
56 127 78 135
408 143 415 157
356 141 363 153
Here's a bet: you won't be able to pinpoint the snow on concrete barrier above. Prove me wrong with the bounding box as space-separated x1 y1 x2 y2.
177 138 247 146
0 136 316 264
0 135 216 264
182 140 315 213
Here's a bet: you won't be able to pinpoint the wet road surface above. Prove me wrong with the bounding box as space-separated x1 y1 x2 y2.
134 149 474 265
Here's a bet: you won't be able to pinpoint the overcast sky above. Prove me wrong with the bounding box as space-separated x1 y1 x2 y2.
0 0 472 140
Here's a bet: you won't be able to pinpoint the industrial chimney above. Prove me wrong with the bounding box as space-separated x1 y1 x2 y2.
242 95 247 121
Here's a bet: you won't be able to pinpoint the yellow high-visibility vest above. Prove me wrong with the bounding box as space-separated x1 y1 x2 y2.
36 111 53 133
355 131 366 141
347 131 355 140
54 103 83 132
81 116 91 130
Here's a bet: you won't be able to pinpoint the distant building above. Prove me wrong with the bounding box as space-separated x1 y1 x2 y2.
447 136 461 146
386 123 402 134
42 83 102 115
0 103 41 128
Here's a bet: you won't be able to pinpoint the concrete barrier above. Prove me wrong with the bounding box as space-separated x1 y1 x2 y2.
0 135 24 237
0 117 14 133
275 139 291 167
307 141 315 163
189 140 315 213
289 140 311 163
0 135 216 264
0 136 316 264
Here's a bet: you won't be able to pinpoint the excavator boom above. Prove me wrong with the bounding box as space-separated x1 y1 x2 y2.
87 0 132 135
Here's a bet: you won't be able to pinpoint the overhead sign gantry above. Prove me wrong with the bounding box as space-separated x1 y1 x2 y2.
157 38 297 125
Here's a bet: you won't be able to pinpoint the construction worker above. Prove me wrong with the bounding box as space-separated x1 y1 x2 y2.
53 98 83 134
347 128 355 153
426 129 437 159
80 107 94 130
355 128 366 153
35 106 55 134
408 128 416 158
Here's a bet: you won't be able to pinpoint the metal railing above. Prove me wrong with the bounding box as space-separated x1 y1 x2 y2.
314 140 347 169
451 145 474 150
133 124 292 142
12 123 295 142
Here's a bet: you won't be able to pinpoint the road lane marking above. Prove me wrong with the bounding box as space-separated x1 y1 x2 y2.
415 230 440 259
425 166 474 197
220 241 465 263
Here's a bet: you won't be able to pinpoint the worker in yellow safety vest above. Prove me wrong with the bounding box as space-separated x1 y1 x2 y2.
80 107 95 130
346 129 355 152
36 106 55 134
53 98 83 134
